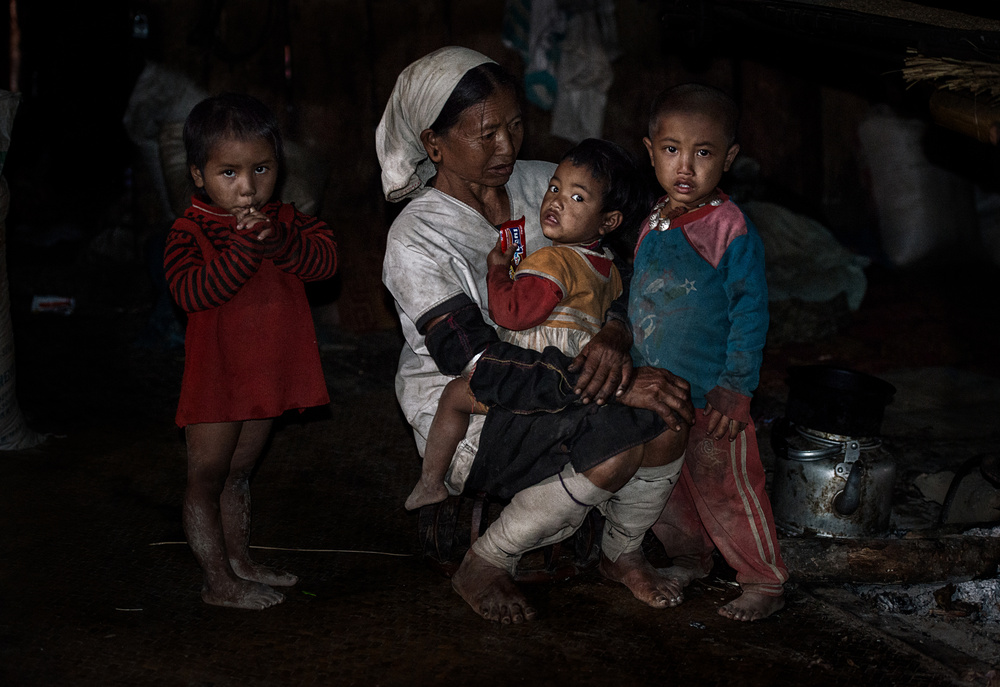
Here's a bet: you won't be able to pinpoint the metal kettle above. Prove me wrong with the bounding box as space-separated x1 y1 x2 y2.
771 420 896 537
769 366 897 538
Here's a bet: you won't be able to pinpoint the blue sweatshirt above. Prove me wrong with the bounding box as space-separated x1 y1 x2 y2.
629 193 768 423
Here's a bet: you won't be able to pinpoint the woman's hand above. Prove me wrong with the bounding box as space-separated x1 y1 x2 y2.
703 403 746 442
617 366 695 431
568 318 634 405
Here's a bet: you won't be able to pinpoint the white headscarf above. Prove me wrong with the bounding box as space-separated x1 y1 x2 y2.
375 46 497 202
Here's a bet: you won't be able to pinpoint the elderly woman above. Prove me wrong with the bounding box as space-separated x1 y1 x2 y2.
378 46 694 624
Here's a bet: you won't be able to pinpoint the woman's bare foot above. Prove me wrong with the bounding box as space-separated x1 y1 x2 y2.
404 477 449 511
230 559 299 587
451 549 536 623
202 577 285 610
599 549 684 609
718 591 785 622
656 553 712 599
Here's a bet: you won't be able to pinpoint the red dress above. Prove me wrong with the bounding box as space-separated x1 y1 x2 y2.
164 198 338 427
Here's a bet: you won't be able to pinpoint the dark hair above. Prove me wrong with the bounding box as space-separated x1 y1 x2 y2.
648 83 740 146
183 92 285 173
560 138 648 242
428 62 519 135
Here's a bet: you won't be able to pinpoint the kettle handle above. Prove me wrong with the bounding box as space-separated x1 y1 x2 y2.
771 417 842 461
833 461 865 516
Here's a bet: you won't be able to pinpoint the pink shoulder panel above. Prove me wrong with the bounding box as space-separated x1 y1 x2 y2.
681 202 747 269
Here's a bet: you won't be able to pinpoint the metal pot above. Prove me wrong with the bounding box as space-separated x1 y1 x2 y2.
785 365 895 437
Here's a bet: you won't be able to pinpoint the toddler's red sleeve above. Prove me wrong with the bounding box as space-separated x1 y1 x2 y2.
487 264 563 330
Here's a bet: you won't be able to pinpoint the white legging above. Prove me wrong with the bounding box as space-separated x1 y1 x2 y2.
472 458 684 574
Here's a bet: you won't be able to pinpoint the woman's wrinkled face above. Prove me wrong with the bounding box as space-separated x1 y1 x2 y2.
429 88 523 188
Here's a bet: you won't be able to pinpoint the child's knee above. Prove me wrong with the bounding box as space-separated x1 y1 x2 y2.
442 377 482 414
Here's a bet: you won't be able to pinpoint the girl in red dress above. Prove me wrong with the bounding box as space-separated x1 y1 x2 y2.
164 93 337 609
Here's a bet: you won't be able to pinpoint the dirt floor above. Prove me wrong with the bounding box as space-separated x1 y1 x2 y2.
3 225 1000 686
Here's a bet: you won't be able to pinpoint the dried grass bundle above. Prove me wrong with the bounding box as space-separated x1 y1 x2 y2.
903 48 1000 104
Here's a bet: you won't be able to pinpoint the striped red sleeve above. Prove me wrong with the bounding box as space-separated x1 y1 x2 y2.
163 219 263 313
270 207 338 282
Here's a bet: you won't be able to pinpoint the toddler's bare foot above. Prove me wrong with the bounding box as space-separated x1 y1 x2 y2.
404 478 449 511
718 591 785 622
202 577 285 610
451 549 536 624
230 559 299 587
599 550 684 609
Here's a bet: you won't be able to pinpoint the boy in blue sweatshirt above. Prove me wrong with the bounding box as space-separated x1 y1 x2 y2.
630 83 787 621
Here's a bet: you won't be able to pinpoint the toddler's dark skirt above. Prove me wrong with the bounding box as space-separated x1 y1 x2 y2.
465 402 668 502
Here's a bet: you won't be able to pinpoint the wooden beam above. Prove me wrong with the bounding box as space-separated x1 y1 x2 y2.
781 530 1000 584
928 89 1000 145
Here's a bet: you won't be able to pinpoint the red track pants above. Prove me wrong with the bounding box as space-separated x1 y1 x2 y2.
653 414 788 596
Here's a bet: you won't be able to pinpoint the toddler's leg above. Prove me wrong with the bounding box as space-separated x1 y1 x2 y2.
406 378 478 510
219 418 298 588
184 421 284 609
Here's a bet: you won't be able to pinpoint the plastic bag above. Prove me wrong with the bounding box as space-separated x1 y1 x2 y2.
858 106 977 266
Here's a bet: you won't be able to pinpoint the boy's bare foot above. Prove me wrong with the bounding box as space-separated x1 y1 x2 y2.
202 578 285 610
599 549 684 608
404 478 449 511
230 559 299 587
718 591 785 622
451 549 536 624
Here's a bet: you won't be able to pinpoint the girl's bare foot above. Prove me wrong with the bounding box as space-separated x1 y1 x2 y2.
404 478 449 511
202 577 285 610
451 549 536 623
599 550 684 608
230 559 299 587
718 591 785 621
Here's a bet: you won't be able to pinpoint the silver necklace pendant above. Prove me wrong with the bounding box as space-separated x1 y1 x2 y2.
648 201 668 231
649 196 722 231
